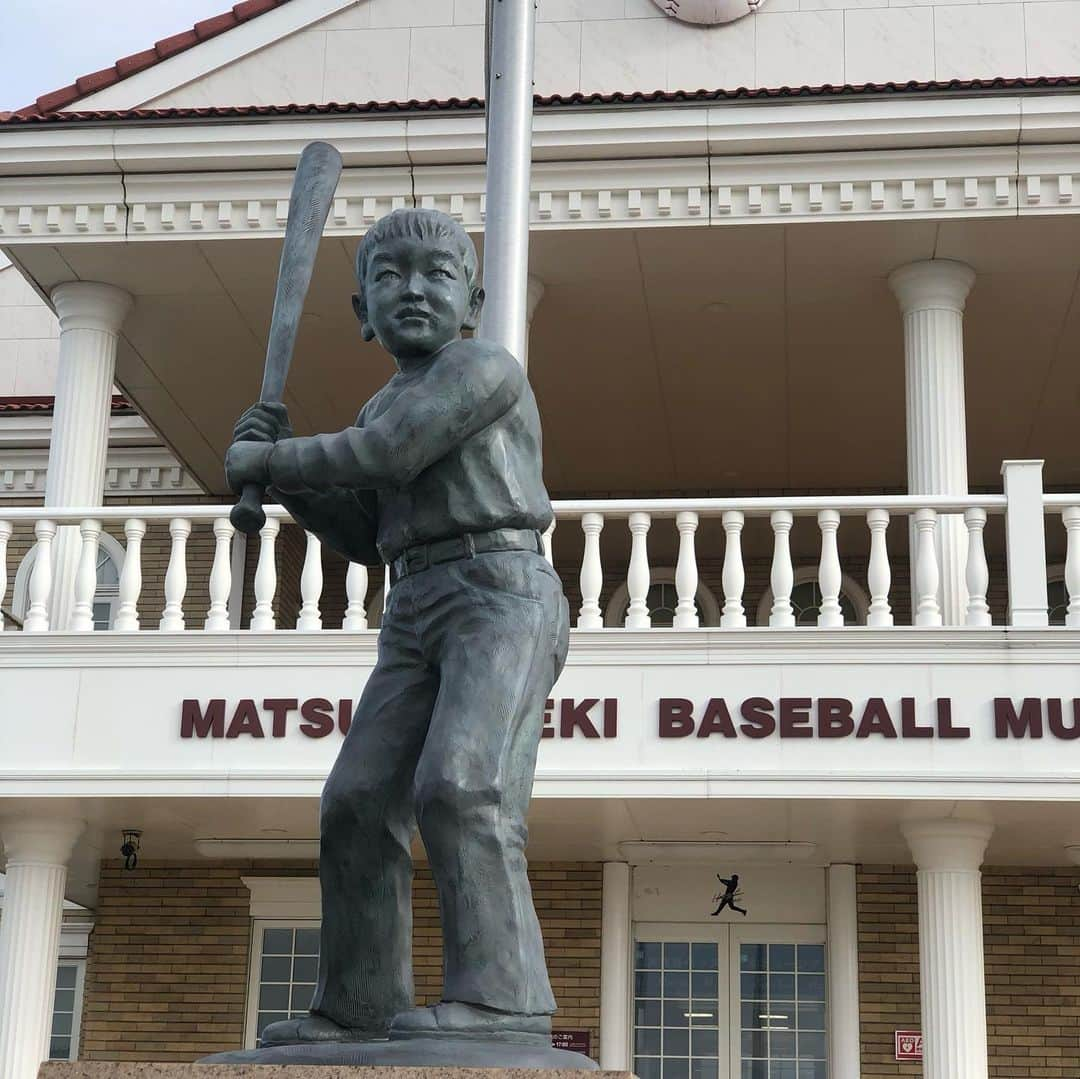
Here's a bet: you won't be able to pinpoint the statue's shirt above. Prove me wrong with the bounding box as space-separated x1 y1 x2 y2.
267 339 553 564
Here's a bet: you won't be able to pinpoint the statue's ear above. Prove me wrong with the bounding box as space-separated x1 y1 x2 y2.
462 285 485 332
352 293 376 342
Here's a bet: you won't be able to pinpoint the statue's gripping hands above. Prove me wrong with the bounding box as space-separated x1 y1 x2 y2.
226 209 570 1048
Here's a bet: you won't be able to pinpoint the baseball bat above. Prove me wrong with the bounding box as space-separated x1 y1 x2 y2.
230 140 344 534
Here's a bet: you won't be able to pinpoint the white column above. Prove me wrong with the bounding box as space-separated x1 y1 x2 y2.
523 275 545 372
826 864 862 1079
901 819 993 1079
0 815 85 1079
45 282 133 630
600 862 631 1070
889 260 975 626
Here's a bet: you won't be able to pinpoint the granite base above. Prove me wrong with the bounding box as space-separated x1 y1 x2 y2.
40 1059 621 1077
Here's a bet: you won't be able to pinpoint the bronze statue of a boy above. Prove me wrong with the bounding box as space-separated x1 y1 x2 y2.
226 209 569 1047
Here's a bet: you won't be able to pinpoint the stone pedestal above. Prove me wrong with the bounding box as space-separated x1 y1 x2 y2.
41 1064 627 1077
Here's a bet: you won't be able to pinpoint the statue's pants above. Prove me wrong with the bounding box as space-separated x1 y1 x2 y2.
311 549 570 1029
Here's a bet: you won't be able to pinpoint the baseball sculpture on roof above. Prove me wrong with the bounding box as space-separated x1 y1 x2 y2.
210 198 591 1069
652 0 763 24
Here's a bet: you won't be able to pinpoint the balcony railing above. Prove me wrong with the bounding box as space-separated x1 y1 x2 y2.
0 461 1076 634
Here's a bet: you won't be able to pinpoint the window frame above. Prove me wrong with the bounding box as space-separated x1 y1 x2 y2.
48 958 86 1062
604 569 723 628
754 567 868 628
244 918 321 1049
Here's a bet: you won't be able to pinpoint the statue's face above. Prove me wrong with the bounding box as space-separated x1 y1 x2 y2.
361 234 476 360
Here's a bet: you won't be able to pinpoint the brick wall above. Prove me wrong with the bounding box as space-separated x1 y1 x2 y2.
857 864 1080 1077
80 859 601 1062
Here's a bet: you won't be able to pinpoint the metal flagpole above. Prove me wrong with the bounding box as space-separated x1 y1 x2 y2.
478 0 537 365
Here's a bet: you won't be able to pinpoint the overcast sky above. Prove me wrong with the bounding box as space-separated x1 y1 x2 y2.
2 0 231 110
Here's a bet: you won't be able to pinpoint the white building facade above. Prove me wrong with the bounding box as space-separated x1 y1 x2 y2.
3 1 1080 1077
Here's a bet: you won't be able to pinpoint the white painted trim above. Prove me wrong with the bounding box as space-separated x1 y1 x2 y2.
755 566 870 628
620 842 821 866
241 875 320 919
70 0 361 111
600 863 632 1071
826 865 860 1079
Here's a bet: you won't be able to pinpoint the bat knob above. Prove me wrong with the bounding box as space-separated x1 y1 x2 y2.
231 483 267 534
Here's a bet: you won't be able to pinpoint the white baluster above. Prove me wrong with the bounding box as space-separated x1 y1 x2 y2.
69 518 102 631
343 562 369 631
204 518 234 631
0 520 11 631
159 518 191 632
769 510 795 628
720 510 746 628
625 512 651 629
23 519 56 633
817 509 843 627
866 509 893 628
1063 507 1080 628
114 518 145 632
673 511 699 630
250 517 280 632
913 507 942 627
964 507 991 627
297 532 324 631
578 512 604 629
542 520 556 566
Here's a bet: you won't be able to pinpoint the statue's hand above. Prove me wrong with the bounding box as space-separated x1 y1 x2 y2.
225 440 273 494
232 401 293 445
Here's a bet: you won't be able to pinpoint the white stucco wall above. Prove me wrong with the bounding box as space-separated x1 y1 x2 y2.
137 0 1080 111
0 260 59 398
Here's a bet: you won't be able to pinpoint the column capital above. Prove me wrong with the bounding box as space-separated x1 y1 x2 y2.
526 275 545 324
0 815 85 867
902 818 992 872
50 280 132 335
889 259 976 314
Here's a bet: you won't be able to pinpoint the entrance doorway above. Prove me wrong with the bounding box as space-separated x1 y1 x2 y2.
632 925 827 1079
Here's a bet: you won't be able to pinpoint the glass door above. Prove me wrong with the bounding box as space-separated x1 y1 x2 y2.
633 925 731 1079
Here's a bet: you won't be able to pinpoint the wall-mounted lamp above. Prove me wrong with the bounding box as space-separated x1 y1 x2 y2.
120 829 142 871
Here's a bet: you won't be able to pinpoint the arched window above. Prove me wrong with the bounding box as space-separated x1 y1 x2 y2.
13 533 124 630
603 569 722 628
755 567 869 627
1048 564 1069 626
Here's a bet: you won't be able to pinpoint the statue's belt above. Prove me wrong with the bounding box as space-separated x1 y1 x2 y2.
391 527 545 580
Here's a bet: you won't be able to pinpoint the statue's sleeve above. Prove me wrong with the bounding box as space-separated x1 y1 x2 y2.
271 485 382 566
268 401 382 565
266 342 524 493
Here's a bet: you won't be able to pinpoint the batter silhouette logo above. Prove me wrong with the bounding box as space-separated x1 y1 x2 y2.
710 873 748 917
894 1031 922 1061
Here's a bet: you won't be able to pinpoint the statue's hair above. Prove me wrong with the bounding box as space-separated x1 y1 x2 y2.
355 208 479 291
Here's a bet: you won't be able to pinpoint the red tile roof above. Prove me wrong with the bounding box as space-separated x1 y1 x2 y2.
13 0 294 119
0 395 133 413
3 76 1080 125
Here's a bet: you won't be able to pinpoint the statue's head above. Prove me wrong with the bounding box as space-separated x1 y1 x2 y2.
353 208 483 361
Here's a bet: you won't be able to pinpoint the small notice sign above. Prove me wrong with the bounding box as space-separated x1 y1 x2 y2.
552 1030 591 1055
895 1030 923 1061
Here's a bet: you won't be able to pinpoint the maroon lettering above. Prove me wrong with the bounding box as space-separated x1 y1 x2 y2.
1047 699 1080 740
697 699 736 738
226 699 264 738
856 698 897 739
901 697 933 738
818 698 854 738
660 698 696 738
740 698 775 739
561 699 601 738
180 699 225 739
298 698 334 738
779 698 813 738
603 698 618 739
338 699 352 735
542 699 555 740
936 698 969 739
263 698 298 738
994 698 1042 739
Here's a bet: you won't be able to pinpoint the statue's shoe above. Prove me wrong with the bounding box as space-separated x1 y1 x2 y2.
260 1012 388 1046
390 1002 552 1044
